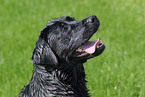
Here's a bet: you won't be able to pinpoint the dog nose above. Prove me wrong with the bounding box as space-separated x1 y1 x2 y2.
86 15 100 25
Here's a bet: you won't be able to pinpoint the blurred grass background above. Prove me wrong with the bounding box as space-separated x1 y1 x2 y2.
0 0 144 97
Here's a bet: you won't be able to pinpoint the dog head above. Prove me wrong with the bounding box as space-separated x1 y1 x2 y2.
31 15 105 66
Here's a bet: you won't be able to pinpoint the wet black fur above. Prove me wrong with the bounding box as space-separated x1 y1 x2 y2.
18 15 105 97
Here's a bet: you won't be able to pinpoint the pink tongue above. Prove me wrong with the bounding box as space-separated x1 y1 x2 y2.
78 39 100 54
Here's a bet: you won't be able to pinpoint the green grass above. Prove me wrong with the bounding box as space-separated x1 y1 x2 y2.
0 0 144 97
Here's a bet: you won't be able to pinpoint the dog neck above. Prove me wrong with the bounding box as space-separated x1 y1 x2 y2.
25 63 89 97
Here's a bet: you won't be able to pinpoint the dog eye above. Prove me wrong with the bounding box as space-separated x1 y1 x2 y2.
63 27 69 33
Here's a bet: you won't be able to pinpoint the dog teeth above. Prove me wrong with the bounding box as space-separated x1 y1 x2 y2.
97 45 100 48
76 48 84 52
100 40 102 43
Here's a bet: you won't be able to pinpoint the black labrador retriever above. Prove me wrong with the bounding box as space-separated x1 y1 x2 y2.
18 15 105 97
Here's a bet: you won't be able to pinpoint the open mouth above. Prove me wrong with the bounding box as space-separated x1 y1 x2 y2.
75 38 104 57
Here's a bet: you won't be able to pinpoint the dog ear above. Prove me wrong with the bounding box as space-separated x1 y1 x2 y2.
31 38 58 66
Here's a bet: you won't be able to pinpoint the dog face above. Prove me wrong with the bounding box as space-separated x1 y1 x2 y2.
32 15 105 65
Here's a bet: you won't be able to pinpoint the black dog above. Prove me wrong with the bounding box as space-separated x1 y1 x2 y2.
18 15 105 97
